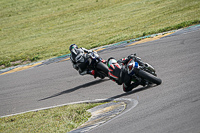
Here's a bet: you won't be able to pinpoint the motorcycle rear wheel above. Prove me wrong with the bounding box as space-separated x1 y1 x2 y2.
96 62 109 76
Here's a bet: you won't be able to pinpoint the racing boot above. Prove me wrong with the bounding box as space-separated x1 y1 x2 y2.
123 82 140 92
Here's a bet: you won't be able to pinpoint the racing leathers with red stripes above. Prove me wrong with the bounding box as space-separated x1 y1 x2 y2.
108 55 141 92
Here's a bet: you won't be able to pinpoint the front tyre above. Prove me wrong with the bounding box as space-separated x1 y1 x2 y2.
136 69 162 85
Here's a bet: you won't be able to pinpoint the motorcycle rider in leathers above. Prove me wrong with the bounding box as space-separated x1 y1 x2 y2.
107 54 146 92
69 44 106 79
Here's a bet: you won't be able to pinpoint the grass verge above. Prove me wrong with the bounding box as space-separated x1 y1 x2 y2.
0 103 104 133
1 0 200 68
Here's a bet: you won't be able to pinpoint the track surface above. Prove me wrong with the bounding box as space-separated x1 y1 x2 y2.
1 30 200 133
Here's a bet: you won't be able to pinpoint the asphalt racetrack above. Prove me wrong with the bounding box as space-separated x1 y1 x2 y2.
1 29 200 133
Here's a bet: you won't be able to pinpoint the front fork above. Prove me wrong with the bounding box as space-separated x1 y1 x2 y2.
134 57 156 76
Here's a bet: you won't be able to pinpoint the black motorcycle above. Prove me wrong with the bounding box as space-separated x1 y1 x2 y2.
126 54 162 86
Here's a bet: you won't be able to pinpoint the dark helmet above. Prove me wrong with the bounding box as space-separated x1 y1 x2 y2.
69 44 78 52
69 44 85 63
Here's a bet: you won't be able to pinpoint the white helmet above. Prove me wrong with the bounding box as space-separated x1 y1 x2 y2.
107 57 117 67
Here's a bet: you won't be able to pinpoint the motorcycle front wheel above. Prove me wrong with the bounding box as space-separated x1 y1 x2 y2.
136 69 162 85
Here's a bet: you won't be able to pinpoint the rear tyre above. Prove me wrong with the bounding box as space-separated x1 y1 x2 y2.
96 62 109 76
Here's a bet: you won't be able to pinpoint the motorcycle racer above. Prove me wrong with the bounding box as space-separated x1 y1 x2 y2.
69 44 106 79
107 54 146 92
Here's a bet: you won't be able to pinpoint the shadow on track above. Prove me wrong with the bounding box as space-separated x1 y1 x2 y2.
108 84 157 100
39 79 109 101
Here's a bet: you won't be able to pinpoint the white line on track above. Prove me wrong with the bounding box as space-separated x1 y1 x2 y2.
1 98 138 118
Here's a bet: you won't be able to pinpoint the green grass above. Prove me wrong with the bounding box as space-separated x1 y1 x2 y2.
0 0 200 68
0 103 104 133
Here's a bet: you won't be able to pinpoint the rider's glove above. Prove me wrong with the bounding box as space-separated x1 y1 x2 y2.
128 54 135 59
